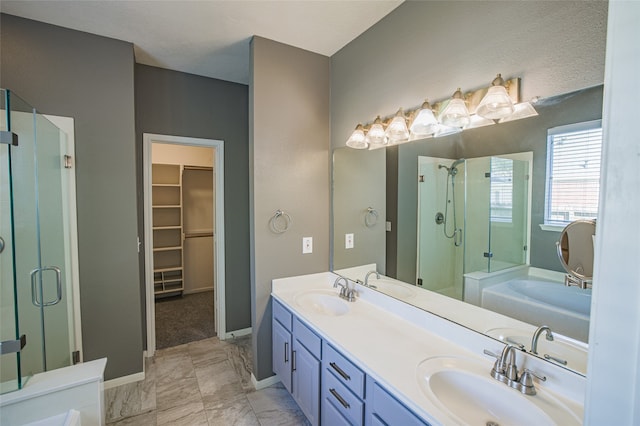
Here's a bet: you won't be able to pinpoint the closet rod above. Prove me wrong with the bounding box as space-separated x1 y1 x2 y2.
185 232 214 239
184 165 213 171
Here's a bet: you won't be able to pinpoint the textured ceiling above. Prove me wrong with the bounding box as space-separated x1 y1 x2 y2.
1 0 403 85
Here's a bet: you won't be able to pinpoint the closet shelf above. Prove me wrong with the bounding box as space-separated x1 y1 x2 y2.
152 183 180 187
153 225 182 230
152 204 181 209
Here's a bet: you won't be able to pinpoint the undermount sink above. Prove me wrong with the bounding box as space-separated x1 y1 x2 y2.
417 356 581 426
370 278 416 299
294 290 350 316
485 327 588 374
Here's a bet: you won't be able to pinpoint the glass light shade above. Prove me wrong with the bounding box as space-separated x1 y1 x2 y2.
499 102 538 123
435 124 462 137
385 114 409 144
366 121 387 146
439 98 470 128
410 107 439 137
476 85 515 120
346 125 368 149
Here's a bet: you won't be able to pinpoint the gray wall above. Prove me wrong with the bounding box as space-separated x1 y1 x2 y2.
250 37 330 381
1 14 142 380
332 148 386 272
134 64 251 334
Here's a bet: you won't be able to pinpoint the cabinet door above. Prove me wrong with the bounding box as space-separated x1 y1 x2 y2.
322 395 353 426
292 340 320 426
272 319 292 393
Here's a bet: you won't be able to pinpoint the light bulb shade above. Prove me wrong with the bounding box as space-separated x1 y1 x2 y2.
385 115 409 143
410 108 439 137
476 85 515 120
366 122 387 145
346 126 368 149
439 98 470 128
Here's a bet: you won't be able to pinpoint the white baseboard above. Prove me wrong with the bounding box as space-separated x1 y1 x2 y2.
224 327 252 340
103 371 145 390
251 373 280 390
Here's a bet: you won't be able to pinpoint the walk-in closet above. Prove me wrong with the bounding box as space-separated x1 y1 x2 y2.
151 143 216 349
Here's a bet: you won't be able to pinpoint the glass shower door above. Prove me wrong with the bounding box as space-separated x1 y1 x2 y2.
0 90 73 393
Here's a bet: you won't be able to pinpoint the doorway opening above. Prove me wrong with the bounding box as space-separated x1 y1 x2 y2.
143 134 225 356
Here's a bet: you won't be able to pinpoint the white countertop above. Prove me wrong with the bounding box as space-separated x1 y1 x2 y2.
272 272 585 425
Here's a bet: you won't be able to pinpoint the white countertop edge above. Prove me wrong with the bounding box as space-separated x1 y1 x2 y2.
0 358 107 406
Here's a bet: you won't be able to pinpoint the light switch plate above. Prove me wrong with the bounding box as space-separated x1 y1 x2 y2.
345 233 354 249
303 237 313 254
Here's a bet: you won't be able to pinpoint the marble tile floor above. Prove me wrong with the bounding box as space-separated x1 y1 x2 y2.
106 335 310 426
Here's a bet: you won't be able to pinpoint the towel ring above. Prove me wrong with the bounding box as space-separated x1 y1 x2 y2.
364 207 378 228
270 210 292 234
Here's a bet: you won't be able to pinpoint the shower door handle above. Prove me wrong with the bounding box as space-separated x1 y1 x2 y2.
30 266 63 307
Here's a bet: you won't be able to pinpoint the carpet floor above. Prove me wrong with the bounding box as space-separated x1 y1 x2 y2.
155 290 215 349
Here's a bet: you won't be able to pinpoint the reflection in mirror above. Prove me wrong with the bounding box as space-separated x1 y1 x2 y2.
332 85 603 376
556 220 596 289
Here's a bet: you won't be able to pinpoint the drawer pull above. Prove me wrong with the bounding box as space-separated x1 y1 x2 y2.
292 350 297 372
329 388 350 409
330 362 351 380
284 342 289 363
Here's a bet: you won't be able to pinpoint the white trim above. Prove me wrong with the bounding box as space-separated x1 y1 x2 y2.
224 327 252 339
539 223 564 232
251 373 280 391
143 133 226 356
45 114 83 363
103 371 145 390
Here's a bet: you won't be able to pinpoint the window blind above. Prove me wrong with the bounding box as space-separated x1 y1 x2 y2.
545 120 602 225
490 157 513 222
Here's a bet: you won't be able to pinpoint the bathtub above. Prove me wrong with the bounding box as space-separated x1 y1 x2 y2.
481 279 591 342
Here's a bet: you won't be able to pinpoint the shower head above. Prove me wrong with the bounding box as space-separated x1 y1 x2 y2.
438 164 451 172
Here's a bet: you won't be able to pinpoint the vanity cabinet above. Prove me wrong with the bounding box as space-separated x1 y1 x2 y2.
272 297 428 426
365 379 429 426
272 299 321 425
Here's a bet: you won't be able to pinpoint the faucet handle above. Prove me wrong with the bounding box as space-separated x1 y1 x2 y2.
483 349 500 359
521 369 547 384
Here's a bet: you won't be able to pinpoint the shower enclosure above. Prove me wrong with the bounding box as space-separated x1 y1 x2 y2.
1 89 78 394
417 154 530 300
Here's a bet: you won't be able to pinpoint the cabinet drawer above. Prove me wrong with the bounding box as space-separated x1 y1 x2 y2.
323 368 364 426
369 381 428 426
293 317 322 357
273 298 292 331
321 393 352 426
323 342 365 398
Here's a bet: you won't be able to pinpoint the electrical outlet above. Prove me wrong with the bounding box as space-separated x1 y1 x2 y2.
345 233 354 249
303 237 313 254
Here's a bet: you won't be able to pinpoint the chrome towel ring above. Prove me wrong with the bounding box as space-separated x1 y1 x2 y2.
365 207 378 228
270 210 292 234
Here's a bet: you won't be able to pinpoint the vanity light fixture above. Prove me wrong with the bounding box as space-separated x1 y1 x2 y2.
476 74 515 120
344 74 538 149
346 124 368 149
365 116 387 146
439 88 471 128
385 108 410 144
409 100 439 137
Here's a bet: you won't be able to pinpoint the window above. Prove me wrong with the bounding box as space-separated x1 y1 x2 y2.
545 120 602 226
490 157 514 223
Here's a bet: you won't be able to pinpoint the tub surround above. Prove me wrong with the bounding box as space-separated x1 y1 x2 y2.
272 272 585 425
0 358 106 425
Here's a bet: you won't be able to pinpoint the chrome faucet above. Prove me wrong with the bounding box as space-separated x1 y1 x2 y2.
484 344 547 395
531 325 554 355
333 276 357 302
364 270 380 288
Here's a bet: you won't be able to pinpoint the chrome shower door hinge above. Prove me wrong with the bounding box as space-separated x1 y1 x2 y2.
0 334 26 355
64 155 73 169
72 350 81 364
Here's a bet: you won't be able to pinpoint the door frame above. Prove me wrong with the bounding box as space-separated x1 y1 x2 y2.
45 114 83 363
143 133 226 356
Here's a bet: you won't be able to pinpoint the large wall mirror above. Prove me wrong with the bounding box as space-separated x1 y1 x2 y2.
332 85 603 376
